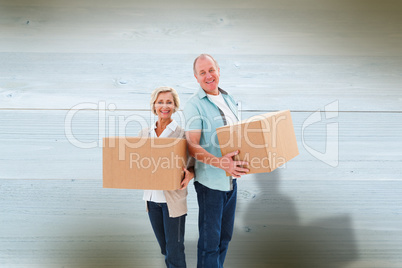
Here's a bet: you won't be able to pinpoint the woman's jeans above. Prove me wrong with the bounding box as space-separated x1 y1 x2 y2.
147 201 186 268
195 180 237 268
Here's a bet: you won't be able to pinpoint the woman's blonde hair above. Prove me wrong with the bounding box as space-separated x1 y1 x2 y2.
150 86 180 115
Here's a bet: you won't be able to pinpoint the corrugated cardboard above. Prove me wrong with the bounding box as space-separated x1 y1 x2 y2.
103 137 187 190
217 110 299 175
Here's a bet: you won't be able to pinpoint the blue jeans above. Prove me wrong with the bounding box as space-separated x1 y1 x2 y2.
195 180 237 268
147 201 186 268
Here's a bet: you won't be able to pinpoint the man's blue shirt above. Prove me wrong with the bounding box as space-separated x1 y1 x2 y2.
183 87 238 191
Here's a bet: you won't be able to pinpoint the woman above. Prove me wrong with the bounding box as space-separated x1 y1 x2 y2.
138 86 194 268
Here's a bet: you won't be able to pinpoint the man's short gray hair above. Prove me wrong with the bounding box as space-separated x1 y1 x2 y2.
193 54 220 75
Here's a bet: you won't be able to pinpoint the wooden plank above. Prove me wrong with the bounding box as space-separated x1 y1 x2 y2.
230 178 402 267
1 179 402 267
0 179 199 267
1 53 402 111
0 2 401 55
1 110 401 180
2 0 402 10
1 0 402 266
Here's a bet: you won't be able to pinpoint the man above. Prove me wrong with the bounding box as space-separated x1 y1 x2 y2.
183 54 249 268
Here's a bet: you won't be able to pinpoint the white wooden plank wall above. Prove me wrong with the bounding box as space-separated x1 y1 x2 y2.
1 0 402 267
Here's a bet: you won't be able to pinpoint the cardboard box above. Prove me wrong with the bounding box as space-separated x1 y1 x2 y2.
103 137 187 190
217 110 299 175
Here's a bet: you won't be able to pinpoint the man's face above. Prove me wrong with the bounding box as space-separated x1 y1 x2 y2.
194 56 220 95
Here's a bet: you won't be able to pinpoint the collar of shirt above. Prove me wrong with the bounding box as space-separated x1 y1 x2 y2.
196 87 239 122
149 119 178 138
196 87 229 99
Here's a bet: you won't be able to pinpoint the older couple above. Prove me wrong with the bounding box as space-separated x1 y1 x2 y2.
141 54 249 268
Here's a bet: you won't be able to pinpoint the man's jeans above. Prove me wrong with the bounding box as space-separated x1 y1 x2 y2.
147 201 186 268
195 180 237 268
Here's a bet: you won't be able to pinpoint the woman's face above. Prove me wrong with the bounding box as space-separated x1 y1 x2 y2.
154 92 175 120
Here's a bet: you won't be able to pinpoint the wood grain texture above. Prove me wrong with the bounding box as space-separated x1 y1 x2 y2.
1 110 401 180
1 53 402 111
1 0 402 267
1 178 402 267
1 1 402 55
0 179 198 268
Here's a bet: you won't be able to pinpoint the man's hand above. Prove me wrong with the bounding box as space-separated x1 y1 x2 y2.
186 131 249 178
219 150 249 178
180 167 194 190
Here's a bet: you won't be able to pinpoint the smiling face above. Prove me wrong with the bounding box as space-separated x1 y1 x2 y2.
194 55 220 95
154 91 176 120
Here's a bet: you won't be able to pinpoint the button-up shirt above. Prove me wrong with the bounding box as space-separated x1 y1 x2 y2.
183 87 239 191
143 120 178 202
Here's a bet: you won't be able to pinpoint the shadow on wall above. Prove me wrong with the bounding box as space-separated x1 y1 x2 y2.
230 170 358 268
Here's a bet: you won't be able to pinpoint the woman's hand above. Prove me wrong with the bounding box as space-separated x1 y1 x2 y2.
180 167 194 190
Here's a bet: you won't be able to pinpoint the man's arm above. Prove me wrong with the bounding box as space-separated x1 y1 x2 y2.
186 130 249 178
